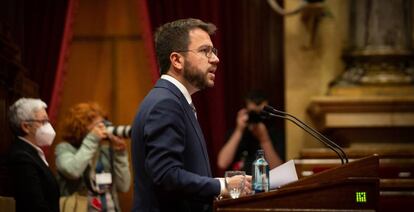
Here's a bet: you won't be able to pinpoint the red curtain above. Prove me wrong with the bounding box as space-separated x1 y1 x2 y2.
146 0 285 176
146 0 227 176
2 0 77 123
49 0 78 124
0 0 77 156
20 0 74 107
137 0 160 83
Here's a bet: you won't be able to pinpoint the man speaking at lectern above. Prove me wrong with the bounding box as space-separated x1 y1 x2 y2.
131 18 251 212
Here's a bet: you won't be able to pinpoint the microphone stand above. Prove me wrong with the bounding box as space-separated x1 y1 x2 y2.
262 105 348 164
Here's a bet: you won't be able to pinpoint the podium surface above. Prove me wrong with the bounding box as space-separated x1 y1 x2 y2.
214 155 379 212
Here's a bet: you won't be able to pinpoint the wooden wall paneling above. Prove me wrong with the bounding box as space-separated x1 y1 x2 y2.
49 1 154 211
113 40 153 125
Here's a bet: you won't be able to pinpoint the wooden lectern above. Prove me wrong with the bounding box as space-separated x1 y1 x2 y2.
214 155 379 212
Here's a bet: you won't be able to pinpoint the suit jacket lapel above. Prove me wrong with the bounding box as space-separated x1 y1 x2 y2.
156 79 213 176
16 139 47 169
181 98 212 176
16 139 59 189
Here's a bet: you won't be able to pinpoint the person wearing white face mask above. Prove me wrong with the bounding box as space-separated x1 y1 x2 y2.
7 97 60 212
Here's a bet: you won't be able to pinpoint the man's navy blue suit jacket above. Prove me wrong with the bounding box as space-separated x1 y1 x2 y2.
131 79 220 212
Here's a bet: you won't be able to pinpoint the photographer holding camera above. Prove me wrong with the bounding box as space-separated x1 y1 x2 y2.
55 102 131 212
217 91 284 174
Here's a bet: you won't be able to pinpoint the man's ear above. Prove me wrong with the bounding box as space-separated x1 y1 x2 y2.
20 121 31 134
170 52 184 70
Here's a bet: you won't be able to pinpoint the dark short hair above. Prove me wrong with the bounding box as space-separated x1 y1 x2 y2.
245 90 268 105
154 18 217 75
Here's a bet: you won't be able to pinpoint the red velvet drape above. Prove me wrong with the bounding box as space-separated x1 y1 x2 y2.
1 0 77 156
3 0 76 124
137 0 160 84
49 0 78 124
21 0 73 107
146 0 227 176
146 0 285 176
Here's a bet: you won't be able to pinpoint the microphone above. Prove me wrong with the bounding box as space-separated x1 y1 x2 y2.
262 105 348 164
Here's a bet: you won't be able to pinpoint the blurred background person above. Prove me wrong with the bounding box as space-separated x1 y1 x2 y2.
8 97 60 212
55 102 131 212
217 91 285 174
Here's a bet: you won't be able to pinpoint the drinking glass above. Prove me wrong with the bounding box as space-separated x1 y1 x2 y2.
225 170 246 199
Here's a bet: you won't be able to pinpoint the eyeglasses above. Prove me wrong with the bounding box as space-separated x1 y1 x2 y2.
25 119 50 125
176 46 218 58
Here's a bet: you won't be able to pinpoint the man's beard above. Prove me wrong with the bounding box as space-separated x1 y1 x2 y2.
183 60 211 90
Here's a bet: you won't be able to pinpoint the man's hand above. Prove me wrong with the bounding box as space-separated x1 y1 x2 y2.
223 175 252 197
242 175 252 196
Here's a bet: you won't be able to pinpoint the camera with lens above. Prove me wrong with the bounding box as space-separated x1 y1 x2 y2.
247 111 264 124
103 120 132 138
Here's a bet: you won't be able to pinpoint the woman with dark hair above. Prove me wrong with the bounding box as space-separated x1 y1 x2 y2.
55 102 131 212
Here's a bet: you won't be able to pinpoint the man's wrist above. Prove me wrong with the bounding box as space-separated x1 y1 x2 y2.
217 177 225 195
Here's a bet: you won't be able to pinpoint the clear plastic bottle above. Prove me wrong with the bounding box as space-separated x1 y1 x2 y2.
252 149 270 193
